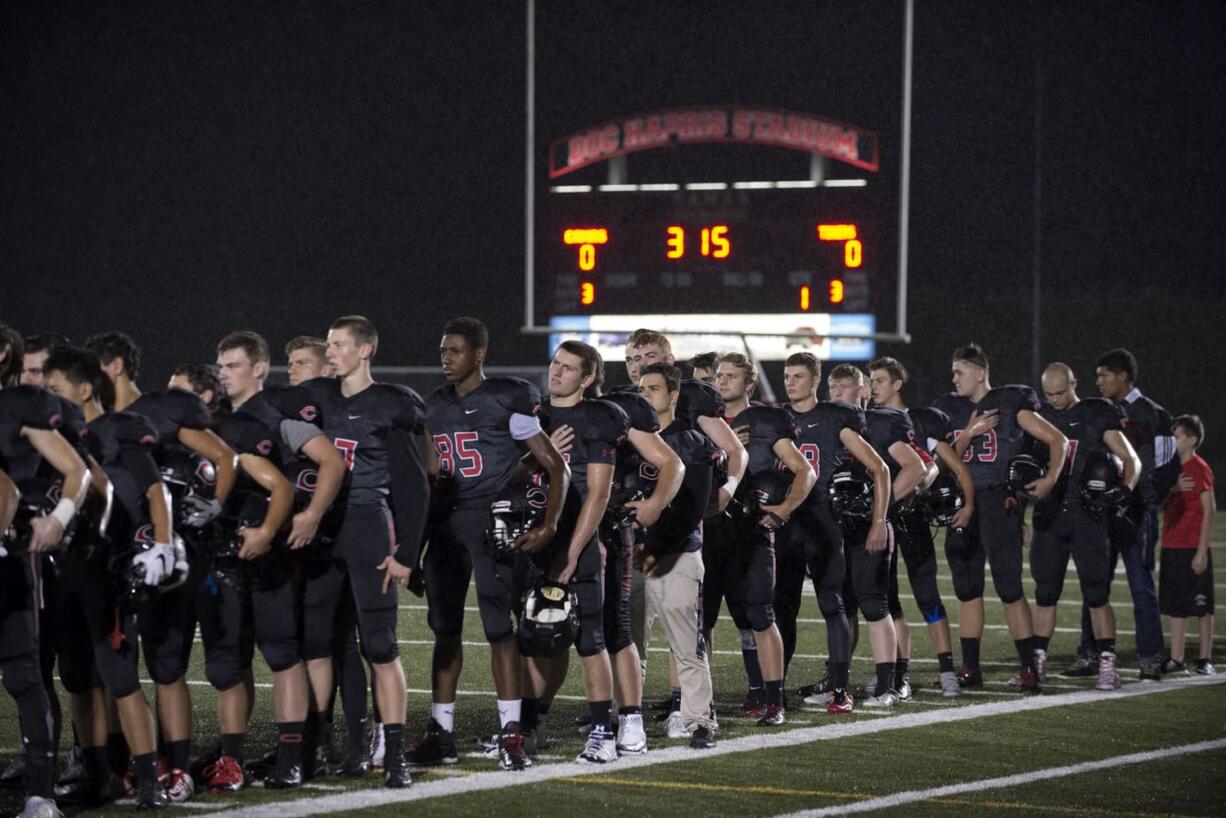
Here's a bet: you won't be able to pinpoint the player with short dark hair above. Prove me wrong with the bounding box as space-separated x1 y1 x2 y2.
687 352 718 384
1070 348 1176 680
934 343 1067 692
1 367 91 817
828 365 925 706
20 335 70 388
713 352 816 726
867 356 974 698
413 317 569 771
1032 362 1139 691
297 316 429 789
43 347 174 808
214 330 346 788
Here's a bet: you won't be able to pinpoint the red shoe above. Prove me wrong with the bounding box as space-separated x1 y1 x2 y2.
200 755 245 794
826 690 854 715
956 666 983 688
755 705 785 726
1008 671 1042 694
740 691 766 718
165 768 195 802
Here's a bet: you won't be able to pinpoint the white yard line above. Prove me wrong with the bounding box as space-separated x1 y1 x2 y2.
774 737 1226 817
187 674 1226 818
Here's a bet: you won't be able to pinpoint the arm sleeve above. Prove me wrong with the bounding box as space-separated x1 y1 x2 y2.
388 427 431 567
279 419 323 454
509 413 543 441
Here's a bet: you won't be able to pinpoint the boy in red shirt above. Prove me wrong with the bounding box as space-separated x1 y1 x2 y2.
1160 415 1216 674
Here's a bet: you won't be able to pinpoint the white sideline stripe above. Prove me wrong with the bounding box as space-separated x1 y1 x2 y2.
774 737 1226 817
188 674 1226 818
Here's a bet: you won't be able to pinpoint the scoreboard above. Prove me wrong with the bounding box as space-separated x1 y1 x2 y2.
534 106 885 361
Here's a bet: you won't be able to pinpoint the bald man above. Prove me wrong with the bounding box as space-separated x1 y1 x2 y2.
1033 363 1141 691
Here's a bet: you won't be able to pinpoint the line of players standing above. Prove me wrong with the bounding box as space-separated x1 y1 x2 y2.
0 318 1177 818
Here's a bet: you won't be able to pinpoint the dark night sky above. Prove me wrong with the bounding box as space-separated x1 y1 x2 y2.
3 1 1224 485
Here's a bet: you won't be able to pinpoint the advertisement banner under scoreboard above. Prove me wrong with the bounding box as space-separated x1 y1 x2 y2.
548 313 875 362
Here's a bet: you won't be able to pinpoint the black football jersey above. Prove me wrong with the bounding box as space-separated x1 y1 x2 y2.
82 411 161 540
540 399 629 500
0 385 66 487
302 378 426 507
909 406 955 457
128 388 212 466
676 379 725 431
235 386 326 496
1040 397 1125 498
599 390 660 486
425 377 541 506
643 419 718 554
787 400 866 498
866 406 916 477
1116 390 1176 503
940 386 1042 488
726 405 796 492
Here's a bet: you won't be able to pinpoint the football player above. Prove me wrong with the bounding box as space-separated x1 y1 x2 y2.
713 352 816 725
637 363 720 748
686 352 718 384
212 331 347 787
43 348 174 809
1070 348 1176 680
414 317 568 771
827 365 924 706
19 335 70 388
782 354 889 715
87 331 239 791
1033 363 1139 690
0 360 90 817
867 356 974 697
933 343 1067 692
297 316 429 789
285 337 332 385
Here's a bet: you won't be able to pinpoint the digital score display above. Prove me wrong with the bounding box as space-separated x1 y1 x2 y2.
540 187 877 319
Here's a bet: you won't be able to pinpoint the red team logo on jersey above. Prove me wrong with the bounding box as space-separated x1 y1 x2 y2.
300 405 319 422
433 432 483 477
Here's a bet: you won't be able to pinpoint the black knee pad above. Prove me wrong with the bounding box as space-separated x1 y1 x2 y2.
359 624 399 665
57 646 100 695
746 602 775 632
95 645 141 700
993 576 1024 606
857 593 890 623
258 636 301 674
917 596 947 624
1082 582 1110 610
477 593 515 645
144 643 186 686
427 602 465 640
575 612 606 658
1034 582 1061 608
204 646 243 691
1 654 42 699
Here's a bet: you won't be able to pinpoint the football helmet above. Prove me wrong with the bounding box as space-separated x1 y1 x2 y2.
1006 453 1046 496
737 469 792 516
1079 451 1130 519
829 462 873 521
516 578 577 657
923 470 964 527
486 479 548 561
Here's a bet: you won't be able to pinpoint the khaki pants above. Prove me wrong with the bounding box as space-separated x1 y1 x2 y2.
645 550 715 732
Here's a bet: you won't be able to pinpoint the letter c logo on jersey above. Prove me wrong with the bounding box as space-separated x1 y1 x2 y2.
526 486 549 510
299 405 318 423
296 469 318 494
639 463 659 481
48 413 62 429
140 434 156 446
134 524 155 544
257 439 273 456
196 459 217 486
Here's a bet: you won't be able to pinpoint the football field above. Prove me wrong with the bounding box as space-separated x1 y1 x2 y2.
3 514 1224 818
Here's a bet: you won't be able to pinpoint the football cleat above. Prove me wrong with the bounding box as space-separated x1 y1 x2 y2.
18 796 64 818
497 723 532 771
956 666 983 688
408 719 458 766
665 711 687 739
1008 671 1042 694
200 755 244 794
576 726 618 765
338 747 371 778
134 778 169 811
861 690 899 709
1062 655 1099 677
55 747 85 787
740 689 766 718
802 675 835 705
1139 656 1163 681
1095 651 1121 691
826 690 854 715
755 705 786 727
939 671 961 698
382 752 411 789
1161 658 1187 675
1195 658 1216 675
164 768 194 803
616 714 647 756
895 673 913 702
688 726 716 750
1033 648 1048 684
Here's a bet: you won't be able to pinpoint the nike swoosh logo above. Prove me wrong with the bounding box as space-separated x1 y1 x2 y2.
1068 422 1080 427
348 414 362 420
807 423 820 428
465 408 479 414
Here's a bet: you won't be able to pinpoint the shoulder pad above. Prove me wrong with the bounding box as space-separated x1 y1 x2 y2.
259 385 322 424
1001 384 1042 412
601 391 660 433
0 385 64 430
488 377 543 417
162 388 211 430
678 379 725 421
829 399 867 431
108 411 160 449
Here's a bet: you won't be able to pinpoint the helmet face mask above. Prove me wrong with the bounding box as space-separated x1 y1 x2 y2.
1079 452 1128 519
829 463 873 521
923 471 964 527
486 480 548 561
1006 453 1046 497
738 469 791 517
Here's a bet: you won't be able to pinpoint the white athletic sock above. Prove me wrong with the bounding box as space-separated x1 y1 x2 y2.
497 699 522 728
431 702 455 733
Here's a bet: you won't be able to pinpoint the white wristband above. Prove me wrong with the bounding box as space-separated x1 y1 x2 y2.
49 498 77 529
723 475 740 495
